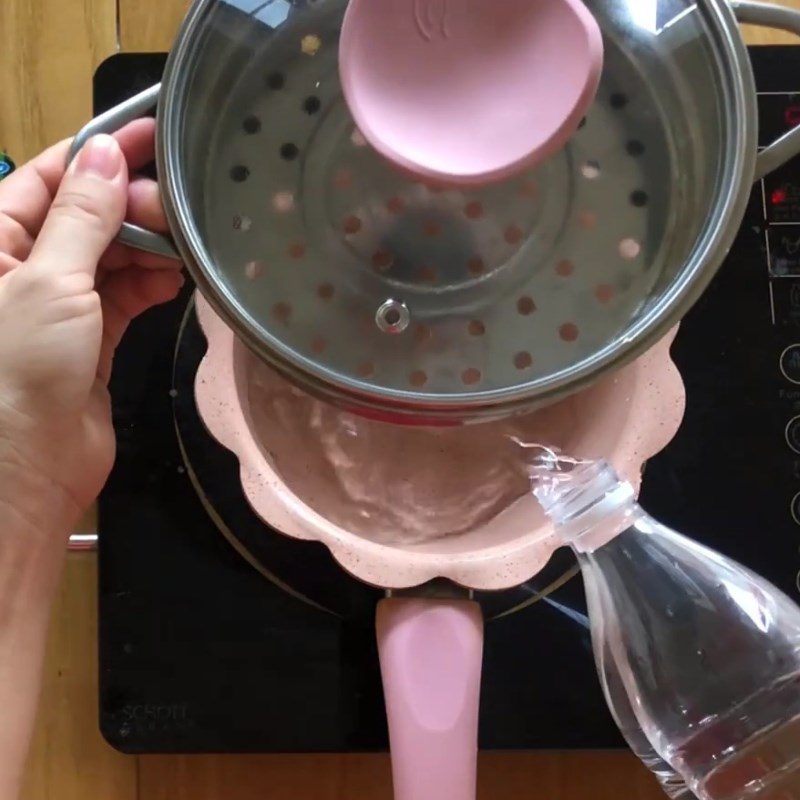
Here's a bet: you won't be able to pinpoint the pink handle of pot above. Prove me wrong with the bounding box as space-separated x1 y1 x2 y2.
376 597 484 800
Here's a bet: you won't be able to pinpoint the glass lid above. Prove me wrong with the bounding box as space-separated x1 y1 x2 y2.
166 0 738 411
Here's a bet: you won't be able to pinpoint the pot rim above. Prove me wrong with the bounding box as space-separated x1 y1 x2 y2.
193 294 687 591
156 0 756 423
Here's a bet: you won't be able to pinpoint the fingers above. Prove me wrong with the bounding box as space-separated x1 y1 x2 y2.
0 252 21 277
0 118 158 249
27 135 128 281
101 242 180 272
0 211 33 263
97 268 184 383
113 118 157 172
127 177 168 233
0 140 68 261
2 124 175 288
98 177 179 271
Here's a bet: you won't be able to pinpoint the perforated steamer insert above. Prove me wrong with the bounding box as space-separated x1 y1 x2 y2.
201 7 672 405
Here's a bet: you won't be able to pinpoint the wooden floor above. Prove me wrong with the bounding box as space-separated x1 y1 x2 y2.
2 0 800 796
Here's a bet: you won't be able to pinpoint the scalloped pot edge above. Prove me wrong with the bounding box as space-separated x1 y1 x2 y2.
194 294 686 591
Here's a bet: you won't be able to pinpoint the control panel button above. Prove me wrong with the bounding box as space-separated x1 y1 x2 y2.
764 157 800 224
787 417 800 454
792 492 800 526
781 345 800 384
769 227 800 276
772 282 800 329
758 93 800 147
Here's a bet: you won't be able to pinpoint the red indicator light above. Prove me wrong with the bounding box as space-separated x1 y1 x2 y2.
786 106 800 127
773 187 788 205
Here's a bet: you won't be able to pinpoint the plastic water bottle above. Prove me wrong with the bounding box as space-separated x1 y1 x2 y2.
532 458 800 800
600 636 697 798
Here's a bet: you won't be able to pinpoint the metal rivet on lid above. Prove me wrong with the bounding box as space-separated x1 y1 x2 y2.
375 299 410 334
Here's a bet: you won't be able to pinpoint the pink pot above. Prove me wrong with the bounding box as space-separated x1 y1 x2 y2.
194 294 685 800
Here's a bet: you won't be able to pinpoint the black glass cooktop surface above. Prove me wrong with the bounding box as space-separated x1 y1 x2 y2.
98 48 800 753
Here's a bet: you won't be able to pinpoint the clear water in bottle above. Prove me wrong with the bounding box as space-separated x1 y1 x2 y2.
674 676 800 800
601 636 698 799
529 453 800 800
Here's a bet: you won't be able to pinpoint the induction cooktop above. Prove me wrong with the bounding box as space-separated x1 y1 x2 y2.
97 47 800 753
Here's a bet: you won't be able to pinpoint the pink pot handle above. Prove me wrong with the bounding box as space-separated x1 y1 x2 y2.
376 597 484 800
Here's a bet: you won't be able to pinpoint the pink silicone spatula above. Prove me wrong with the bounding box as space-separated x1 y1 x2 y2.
340 0 604 186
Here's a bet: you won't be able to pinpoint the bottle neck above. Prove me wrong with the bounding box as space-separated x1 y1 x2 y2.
532 460 643 554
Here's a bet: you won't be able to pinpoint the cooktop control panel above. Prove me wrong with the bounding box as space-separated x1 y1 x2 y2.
759 86 800 587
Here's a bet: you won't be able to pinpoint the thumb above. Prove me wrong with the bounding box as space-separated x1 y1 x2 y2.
27 134 127 279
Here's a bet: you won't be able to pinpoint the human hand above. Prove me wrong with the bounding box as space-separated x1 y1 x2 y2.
0 120 183 538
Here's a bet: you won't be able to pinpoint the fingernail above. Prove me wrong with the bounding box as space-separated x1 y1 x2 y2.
75 134 122 180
